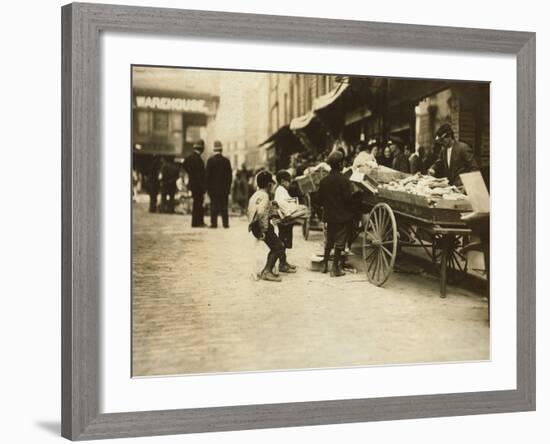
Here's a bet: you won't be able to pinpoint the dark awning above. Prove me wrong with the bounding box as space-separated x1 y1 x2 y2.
259 124 305 157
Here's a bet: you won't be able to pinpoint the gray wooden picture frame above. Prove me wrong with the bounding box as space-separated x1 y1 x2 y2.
61 2 536 440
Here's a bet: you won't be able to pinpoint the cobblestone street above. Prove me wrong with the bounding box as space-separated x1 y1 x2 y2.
132 202 489 377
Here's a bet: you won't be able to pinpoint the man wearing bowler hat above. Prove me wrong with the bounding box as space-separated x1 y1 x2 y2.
206 140 233 228
182 140 206 227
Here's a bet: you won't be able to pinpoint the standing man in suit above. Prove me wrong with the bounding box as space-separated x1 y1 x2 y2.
182 140 206 227
206 141 233 228
428 123 478 186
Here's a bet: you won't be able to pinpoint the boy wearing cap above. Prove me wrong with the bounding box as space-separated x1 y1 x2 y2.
318 151 354 277
274 170 297 273
247 171 285 282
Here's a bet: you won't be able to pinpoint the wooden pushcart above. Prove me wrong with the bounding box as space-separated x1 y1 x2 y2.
360 190 473 298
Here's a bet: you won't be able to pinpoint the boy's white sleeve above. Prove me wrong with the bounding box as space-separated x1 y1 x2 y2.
274 187 294 216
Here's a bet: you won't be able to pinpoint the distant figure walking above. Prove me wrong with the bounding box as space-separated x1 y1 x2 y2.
159 157 179 214
232 169 249 216
182 140 206 227
206 141 233 228
145 155 161 213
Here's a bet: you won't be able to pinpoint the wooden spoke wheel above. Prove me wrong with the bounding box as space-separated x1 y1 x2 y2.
362 203 398 286
302 194 312 240
431 233 468 284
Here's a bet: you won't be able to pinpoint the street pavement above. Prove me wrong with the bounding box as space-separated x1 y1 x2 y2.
132 202 489 377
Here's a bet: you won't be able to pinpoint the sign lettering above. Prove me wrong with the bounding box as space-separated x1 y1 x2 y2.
135 96 210 113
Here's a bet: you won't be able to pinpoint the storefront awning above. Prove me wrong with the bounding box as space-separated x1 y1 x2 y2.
290 112 316 131
259 125 305 157
312 82 350 112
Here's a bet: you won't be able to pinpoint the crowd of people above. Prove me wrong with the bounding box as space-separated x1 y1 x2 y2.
246 123 479 283
136 123 478 283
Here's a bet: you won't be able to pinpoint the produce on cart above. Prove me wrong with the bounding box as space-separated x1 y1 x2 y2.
355 168 474 297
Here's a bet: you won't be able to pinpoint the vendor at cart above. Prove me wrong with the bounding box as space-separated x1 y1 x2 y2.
428 123 478 186
352 139 378 171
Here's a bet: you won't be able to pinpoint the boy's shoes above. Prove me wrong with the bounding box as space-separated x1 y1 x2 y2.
279 264 297 273
261 271 282 282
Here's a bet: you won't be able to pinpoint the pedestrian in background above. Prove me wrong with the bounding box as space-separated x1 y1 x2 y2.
159 157 179 214
144 155 160 213
182 140 206 227
379 146 393 168
391 144 410 173
247 171 285 282
206 141 233 228
409 146 427 175
318 150 354 277
232 169 249 216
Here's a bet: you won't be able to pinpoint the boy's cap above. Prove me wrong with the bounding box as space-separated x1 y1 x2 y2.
256 171 274 188
276 170 291 183
327 150 344 166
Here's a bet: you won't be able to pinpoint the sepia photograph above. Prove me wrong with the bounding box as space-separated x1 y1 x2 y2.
131 65 490 378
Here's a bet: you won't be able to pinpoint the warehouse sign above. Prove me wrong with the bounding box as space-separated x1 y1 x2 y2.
135 95 211 113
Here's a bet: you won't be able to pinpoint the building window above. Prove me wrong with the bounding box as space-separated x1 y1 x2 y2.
284 93 288 125
136 110 149 136
153 111 169 132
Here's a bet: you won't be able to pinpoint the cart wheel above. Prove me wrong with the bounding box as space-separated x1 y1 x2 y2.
431 234 468 283
362 203 398 286
302 194 312 240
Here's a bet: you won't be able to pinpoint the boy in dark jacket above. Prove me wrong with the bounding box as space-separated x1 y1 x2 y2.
318 151 354 277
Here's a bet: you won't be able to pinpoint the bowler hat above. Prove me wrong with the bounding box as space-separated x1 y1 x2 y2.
213 140 223 152
193 140 205 150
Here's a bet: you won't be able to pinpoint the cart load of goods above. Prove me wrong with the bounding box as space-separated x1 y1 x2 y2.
378 174 472 210
295 162 330 194
354 163 410 184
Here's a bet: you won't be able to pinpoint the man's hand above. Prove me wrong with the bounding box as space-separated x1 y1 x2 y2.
428 168 435 176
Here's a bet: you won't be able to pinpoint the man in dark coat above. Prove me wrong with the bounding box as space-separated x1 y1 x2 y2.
409 146 427 175
318 150 354 277
429 124 478 186
182 140 206 227
145 155 161 213
391 144 410 173
206 141 233 228
159 157 179 214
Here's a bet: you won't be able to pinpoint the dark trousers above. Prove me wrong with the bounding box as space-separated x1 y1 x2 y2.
326 222 348 251
191 190 205 227
262 224 285 271
161 191 175 213
210 194 229 227
148 192 158 213
277 223 293 264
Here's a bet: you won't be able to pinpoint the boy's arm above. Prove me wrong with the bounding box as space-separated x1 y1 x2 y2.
256 195 270 233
